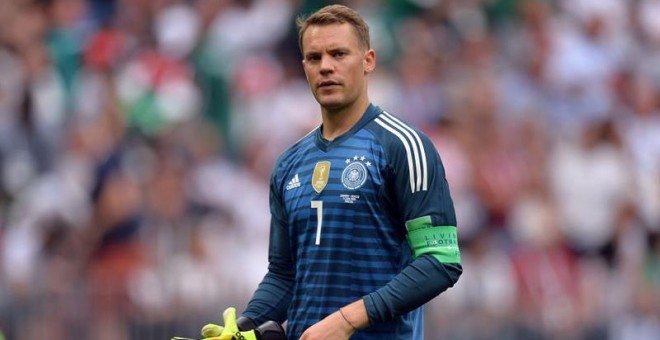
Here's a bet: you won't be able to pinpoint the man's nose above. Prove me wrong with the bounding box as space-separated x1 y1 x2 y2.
320 55 334 74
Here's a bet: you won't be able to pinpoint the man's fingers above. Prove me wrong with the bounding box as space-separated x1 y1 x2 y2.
219 307 239 339
201 323 224 338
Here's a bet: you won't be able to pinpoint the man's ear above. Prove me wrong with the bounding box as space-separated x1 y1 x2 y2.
302 59 309 81
364 49 376 74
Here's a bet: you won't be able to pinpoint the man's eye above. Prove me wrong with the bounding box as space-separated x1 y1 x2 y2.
333 51 346 57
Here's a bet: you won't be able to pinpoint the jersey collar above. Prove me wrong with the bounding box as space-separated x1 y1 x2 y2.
314 103 382 151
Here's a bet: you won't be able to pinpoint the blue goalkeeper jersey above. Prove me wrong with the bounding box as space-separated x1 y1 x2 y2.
243 104 460 339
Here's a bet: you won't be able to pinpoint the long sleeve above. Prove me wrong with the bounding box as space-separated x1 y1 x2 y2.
364 112 463 324
242 172 295 325
364 256 462 323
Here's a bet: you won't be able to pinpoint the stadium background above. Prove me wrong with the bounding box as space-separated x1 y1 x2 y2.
0 0 658 339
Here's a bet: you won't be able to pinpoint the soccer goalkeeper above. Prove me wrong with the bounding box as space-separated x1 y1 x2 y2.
192 4 462 340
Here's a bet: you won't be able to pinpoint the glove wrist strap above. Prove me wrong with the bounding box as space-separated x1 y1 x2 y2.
237 316 258 331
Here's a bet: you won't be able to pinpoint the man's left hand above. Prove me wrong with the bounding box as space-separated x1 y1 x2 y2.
299 310 355 340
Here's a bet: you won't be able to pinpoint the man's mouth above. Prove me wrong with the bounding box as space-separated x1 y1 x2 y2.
319 80 339 88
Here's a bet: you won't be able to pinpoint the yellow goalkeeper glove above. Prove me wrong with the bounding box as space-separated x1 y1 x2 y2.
199 307 258 340
172 306 285 340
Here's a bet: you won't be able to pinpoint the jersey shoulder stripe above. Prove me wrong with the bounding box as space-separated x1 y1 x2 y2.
273 126 320 172
374 112 428 193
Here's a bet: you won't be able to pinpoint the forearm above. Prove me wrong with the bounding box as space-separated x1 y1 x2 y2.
363 255 462 324
242 221 294 325
244 194 294 325
321 256 461 335
243 267 294 325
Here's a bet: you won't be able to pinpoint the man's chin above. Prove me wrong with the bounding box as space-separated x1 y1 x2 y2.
317 97 347 111
321 102 342 109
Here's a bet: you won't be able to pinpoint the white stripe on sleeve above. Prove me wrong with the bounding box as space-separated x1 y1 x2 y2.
375 113 428 193
383 112 428 191
375 117 416 192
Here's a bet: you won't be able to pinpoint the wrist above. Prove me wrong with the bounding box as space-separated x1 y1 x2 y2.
338 307 358 333
237 316 258 331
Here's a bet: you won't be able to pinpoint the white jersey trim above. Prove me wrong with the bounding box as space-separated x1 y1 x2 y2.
375 112 428 193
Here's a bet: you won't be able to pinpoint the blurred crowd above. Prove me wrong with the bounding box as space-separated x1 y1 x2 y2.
0 0 658 339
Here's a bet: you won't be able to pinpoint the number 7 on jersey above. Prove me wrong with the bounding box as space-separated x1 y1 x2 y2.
311 200 323 245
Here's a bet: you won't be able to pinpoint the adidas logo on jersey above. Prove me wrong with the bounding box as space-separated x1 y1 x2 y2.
286 174 301 190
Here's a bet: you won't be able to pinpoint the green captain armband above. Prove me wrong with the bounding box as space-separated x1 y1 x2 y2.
405 216 461 263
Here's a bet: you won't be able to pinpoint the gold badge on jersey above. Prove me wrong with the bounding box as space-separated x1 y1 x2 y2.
312 161 331 193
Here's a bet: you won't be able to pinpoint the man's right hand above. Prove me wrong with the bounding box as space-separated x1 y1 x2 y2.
200 307 258 340
196 307 286 340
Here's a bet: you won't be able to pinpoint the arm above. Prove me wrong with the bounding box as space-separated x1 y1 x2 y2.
363 249 462 323
242 173 295 325
363 129 462 324
301 259 461 338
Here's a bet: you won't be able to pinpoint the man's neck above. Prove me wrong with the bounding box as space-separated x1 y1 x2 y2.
320 97 370 141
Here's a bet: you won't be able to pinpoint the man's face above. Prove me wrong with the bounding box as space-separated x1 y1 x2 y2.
301 23 375 111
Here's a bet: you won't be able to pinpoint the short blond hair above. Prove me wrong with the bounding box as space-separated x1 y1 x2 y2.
296 4 370 53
